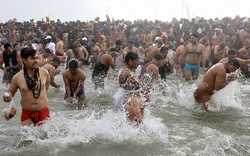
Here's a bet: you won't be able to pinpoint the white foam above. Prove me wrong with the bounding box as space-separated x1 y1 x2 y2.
176 80 244 112
19 109 168 147
209 81 243 111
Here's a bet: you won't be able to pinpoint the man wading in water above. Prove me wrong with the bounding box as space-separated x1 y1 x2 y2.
63 59 86 108
3 47 50 126
193 58 240 113
114 52 144 125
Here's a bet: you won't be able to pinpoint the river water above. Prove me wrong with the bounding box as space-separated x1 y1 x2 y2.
0 67 249 156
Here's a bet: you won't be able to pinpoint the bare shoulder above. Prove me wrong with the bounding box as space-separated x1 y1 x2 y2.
238 47 245 53
42 64 52 71
214 63 226 74
78 68 85 76
12 70 23 82
147 63 158 71
103 53 112 59
40 67 49 75
63 69 69 77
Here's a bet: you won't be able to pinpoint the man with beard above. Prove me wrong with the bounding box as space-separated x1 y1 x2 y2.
3 47 50 126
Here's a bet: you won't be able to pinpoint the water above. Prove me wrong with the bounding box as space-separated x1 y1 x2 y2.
0 68 249 156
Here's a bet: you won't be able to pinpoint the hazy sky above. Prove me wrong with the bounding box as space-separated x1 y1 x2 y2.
0 0 250 22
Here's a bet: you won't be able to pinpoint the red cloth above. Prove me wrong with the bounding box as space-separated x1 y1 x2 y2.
21 107 50 126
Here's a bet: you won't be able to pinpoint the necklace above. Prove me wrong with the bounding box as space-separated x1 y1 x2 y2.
24 67 41 99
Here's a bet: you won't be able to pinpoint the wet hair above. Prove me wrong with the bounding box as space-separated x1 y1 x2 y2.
228 58 240 68
52 56 60 65
125 52 139 64
154 53 163 61
4 43 11 49
68 59 79 69
21 47 36 60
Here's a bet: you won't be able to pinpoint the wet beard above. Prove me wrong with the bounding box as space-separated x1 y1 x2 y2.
24 67 41 99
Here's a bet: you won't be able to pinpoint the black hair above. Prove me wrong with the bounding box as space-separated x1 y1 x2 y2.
68 59 79 69
154 53 163 61
125 52 139 64
52 56 60 65
228 58 240 68
4 43 11 49
160 46 169 54
21 47 36 59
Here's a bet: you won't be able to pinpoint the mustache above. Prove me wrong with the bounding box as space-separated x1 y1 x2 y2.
32 61 38 67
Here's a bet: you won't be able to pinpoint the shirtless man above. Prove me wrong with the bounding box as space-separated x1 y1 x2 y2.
175 41 186 73
199 37 211 70
183 34 205 80
55 34 65 56
117 52 143 124
237 37 250 77
92 53 115 89
75 41 89 66
159 46 174 79
140 53 162 102
3 47 50 126
2 43 21 85
63 59 86 106
213 43 229 64
42 56 60 88
145 37 162 63
194 59 240 112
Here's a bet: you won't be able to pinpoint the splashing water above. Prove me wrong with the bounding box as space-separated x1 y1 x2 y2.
0 69 250 156
16 109 168 148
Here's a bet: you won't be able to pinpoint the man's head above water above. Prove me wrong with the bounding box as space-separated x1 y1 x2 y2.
125 52 139 70
68 59 79 75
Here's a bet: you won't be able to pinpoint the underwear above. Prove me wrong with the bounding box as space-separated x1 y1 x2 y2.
184 64 200 76
21 106 50 126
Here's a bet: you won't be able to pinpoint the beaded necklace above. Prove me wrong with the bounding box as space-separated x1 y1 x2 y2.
24 67 41 99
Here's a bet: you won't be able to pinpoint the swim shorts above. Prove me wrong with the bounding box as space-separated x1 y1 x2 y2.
21 107 50 126
184 64 200 77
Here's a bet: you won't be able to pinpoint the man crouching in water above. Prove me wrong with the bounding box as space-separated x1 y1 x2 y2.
116 52 143 125
193 58 240 113
63 59 86 108
3 47 50 126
